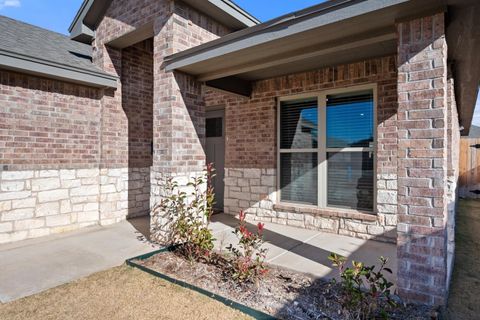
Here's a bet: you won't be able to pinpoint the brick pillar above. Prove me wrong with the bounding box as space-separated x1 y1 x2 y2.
92 37 130 226
396 13 450 305
150 16 207 243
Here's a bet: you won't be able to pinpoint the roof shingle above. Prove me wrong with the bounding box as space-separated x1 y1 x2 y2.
0 15 109 77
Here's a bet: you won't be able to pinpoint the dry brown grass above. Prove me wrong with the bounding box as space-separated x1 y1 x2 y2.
0 265 252 320
445 200 480 319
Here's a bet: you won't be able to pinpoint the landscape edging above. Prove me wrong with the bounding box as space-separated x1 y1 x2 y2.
125 246 277 320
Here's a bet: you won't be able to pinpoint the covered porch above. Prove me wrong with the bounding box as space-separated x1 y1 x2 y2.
156 0 480 306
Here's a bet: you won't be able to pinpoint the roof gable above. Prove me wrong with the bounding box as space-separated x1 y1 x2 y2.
69 0 260 44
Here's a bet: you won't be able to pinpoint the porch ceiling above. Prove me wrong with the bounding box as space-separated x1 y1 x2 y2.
165 0 480 134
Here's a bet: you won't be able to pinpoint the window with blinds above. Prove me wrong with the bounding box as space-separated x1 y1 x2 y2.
278 87 375 212
279 98 318 205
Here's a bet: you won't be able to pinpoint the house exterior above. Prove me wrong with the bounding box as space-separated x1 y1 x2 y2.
0 0 479 306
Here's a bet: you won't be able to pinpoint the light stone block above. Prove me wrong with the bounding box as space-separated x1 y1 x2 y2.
243 169 261 178
367 225 385 236
70 185 99 197
344 220 368 233
71 196 97 204
384 214 397 226
31 178 60 191
377 190 397 205
101 184 117 194
287 219 305 228
0 200 12 211
78 211 99 222
259 200 273 210
260 175 275 187
60 169 76 180
81 177 98 185
46 214 71 227
38 189 69 203
0 222 13 233
2 171 33 180
1 181 24 192
51 225 78 234
229 191 251 201
72 204 84 212
251 186 269 194
39 170 59 178
11 198 36 209
377 204 397 214
0 231 28 244
36 202 60 217
60 200 72 214
77 169 99 178
0 191 31 201
2 208 34 221
315 217 339 231
287 212 304 221
386 180 398 190
15 218 45 230
84 203 99 211
61 179 81 188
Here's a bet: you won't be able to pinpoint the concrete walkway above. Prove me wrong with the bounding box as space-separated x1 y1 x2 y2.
0 218 158 303
0 214 396 303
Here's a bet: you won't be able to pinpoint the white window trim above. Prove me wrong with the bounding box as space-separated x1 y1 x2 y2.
276 83 378 214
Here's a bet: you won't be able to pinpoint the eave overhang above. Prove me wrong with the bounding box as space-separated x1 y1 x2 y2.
69 0 259 44
0 49 118 89
165 0 480 134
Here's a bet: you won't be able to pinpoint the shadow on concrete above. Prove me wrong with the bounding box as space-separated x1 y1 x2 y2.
127 216 151 242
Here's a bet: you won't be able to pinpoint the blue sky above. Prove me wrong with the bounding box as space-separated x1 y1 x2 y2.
0 0 479 125
0 0 322 34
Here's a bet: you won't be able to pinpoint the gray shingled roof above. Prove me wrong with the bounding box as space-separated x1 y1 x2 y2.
0 14 108 77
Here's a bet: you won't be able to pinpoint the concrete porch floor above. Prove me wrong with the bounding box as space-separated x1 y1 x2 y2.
0 214 396 303
210 214 397 281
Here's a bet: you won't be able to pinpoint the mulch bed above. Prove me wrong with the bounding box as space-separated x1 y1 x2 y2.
135 250 436 320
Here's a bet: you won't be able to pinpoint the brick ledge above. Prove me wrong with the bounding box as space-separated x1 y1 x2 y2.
274 203 378 222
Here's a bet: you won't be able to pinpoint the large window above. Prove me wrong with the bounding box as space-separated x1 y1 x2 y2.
278 85 375 212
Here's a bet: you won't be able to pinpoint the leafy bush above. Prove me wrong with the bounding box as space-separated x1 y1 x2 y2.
328 253 396 320
226 211 268 283
154 165 216 262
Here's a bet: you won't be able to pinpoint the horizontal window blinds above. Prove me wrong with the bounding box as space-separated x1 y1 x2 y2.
280 99 318 149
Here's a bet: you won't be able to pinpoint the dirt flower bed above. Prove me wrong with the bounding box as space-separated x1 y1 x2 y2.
149 167 437 319
135 250 435 320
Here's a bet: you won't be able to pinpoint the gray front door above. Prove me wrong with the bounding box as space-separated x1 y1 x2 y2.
206 109 225 211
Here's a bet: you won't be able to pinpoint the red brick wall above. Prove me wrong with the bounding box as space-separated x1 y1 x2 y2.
122 39 154 168
206 55 398 171
172 1 231 51
396 13 449 305
0 70 102 170
93 0 231 172
93 0 172 169
150 1 232 173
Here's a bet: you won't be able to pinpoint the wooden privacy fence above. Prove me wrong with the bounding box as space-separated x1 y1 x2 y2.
459 138 480 198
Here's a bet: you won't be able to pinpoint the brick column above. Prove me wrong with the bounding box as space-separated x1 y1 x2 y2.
396 13 450 305
150 16 207 243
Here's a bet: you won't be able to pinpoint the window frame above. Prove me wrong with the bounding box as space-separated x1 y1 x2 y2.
276 83 378 213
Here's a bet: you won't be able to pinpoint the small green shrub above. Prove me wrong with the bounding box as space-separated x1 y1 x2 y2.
226 211 268 284
328 253 396 320
155 164 216 262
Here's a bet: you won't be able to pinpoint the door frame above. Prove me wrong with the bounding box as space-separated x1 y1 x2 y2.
206 107 226 212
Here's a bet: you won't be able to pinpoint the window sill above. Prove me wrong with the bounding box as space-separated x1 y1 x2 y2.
274 203 378 222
